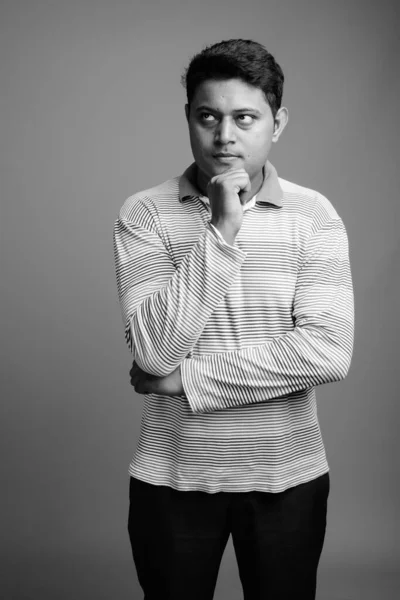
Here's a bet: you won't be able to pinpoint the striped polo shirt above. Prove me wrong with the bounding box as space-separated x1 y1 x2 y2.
113 162 354 493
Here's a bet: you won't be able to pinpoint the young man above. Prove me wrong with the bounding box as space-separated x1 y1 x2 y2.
114 39 354 600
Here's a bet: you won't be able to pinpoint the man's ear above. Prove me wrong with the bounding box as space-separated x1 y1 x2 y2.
272 107 289 143
185 104 190 122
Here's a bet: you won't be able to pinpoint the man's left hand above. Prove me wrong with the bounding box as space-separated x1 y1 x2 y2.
130 362 184 396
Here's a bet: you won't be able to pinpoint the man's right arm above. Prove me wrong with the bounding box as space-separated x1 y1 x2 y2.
113 196 246 377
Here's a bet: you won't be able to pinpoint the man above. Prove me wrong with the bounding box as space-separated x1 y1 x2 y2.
114 39 354 600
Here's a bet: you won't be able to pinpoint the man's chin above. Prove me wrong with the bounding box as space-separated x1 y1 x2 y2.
205 158 244 175
195 159 246 191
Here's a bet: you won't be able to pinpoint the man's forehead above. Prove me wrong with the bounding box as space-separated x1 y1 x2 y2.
191 78 268 107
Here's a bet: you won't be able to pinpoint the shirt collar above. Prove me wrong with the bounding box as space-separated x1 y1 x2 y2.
179 161 283 208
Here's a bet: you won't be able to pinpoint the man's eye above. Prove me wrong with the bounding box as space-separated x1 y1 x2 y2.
237 115 254 125
200 113 216 122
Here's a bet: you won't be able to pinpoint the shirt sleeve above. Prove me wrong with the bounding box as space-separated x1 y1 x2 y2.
180 212 354 414
209 223 228 244
113 197 247 376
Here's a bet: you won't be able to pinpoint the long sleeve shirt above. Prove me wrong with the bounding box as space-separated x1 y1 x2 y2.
113 162 354 493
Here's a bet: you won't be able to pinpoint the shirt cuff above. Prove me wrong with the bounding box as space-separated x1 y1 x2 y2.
181 357 205 413
208 222 234 247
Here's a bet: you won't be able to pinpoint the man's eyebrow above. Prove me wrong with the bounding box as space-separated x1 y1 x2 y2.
194 105 219 113
233 107 263 115
194 105 263 116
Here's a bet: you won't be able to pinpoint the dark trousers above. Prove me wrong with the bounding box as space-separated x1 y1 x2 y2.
128 473 330 600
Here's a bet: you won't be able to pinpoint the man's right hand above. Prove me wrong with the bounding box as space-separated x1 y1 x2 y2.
208 168 251 245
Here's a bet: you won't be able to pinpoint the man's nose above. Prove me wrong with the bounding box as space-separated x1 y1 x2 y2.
215 118 236 145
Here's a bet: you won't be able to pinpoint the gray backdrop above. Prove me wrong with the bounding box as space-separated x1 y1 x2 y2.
1 0 399 599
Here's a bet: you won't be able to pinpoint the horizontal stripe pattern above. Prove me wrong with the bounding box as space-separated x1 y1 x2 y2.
113 167 354 493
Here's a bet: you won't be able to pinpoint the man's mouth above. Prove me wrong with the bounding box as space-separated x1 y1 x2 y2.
213 153 242 162
214 153 240 158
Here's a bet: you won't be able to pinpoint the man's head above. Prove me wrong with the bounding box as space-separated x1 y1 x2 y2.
182 39 288 192
183 39 284 119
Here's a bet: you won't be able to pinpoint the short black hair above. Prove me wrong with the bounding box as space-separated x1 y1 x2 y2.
182 39 284 117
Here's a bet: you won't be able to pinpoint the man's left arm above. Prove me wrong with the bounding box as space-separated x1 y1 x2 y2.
179 213 354 413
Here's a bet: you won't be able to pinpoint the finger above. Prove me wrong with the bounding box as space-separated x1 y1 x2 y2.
129 361 142 376
130 373 141 387
134 380 145 394
130 368 143 387
135 377 151 395
210 169 248 184
239 180 252 199
214 173 251 192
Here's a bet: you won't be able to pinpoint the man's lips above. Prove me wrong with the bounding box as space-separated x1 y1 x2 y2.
213 153 241 158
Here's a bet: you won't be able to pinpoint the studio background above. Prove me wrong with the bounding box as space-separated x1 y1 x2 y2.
2 0 399 599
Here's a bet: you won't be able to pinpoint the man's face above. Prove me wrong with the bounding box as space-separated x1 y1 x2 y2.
186 78 286 187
